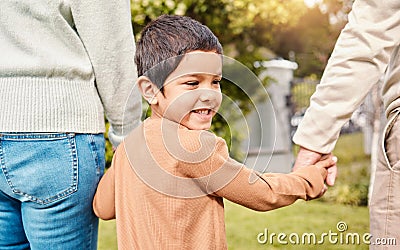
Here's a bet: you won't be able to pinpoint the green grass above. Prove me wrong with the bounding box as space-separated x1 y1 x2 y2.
332 132 370 165
98 200 369 249
293 132 369 165
98 220 117 249
225 200 369 249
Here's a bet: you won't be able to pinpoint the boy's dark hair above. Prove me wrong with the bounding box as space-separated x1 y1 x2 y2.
135 14 223 90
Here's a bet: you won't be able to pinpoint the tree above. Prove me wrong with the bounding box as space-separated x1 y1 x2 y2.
131 0 307 66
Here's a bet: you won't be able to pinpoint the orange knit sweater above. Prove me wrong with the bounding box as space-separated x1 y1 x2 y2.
93 117 327 249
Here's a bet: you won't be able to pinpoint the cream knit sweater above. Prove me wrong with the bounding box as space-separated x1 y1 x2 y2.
0 0 141 145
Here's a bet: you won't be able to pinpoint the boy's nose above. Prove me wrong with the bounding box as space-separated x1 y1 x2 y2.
199 89 218 102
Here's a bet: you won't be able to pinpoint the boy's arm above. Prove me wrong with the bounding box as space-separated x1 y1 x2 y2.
93 156 116 220
194 138 329 211
215 162 327 212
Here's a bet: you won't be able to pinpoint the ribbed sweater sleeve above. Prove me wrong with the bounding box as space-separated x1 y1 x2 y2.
71 0 141 145
179 134 326 211
0 1 141 136
213 138 326 211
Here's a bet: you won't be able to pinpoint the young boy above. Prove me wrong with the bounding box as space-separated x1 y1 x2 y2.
93 14 336 249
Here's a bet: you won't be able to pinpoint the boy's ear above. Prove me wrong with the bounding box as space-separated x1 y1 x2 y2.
137 76 159 105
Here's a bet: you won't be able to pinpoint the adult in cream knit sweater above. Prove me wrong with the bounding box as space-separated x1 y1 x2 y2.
0 0 141 249
93 15 336 249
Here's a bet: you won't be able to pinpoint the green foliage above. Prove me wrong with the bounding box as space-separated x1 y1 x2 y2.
267 6 344 77
104 122 114 168
130 0 355 77
330 132 370 165
130 0 308 69
131 0 186 33
321 133 370 206
290 75 318 112
325 182 369 206
131 0 307 36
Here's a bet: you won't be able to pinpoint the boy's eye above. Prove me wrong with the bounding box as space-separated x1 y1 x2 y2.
186 81 199 86
213 79 221 85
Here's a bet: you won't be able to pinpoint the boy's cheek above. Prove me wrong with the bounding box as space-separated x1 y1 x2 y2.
163 104 194 126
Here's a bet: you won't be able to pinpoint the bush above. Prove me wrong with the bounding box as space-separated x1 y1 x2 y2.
321 133 370 206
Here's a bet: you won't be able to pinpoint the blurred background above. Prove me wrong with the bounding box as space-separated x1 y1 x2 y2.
101 1 376 249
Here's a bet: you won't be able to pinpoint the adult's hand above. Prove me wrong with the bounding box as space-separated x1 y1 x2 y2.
293 146 337 186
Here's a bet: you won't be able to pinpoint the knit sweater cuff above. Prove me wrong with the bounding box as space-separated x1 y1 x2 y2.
291 165 325 199
109 122 141 148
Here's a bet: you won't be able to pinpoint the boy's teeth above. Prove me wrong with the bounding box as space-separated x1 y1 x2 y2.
195 109 209 114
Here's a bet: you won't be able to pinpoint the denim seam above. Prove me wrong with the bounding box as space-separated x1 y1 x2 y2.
88 134 101 177
0 132 69 140
87 221 94 249
0 137 16 192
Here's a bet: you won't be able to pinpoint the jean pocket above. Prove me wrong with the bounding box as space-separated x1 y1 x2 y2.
0 133 78 205
382 109 400 172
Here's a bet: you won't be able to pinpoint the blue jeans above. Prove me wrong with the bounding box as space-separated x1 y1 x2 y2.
0 133 105 250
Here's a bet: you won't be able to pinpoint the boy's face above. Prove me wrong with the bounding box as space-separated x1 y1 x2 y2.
152 51 223 130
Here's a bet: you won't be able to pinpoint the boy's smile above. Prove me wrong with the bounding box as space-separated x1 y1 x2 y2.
151 51 223 130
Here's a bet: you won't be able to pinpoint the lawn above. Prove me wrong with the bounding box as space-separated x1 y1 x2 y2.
225 200 369 249
98 200 369 249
